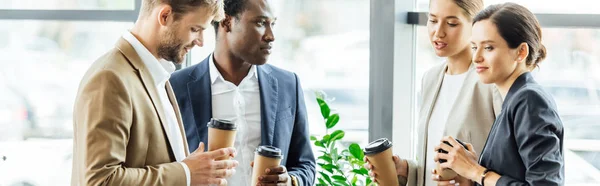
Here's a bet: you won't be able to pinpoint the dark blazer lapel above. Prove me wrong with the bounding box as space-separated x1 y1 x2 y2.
258 65 278 146
187 57 212 150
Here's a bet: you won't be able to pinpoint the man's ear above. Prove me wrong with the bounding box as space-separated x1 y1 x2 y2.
157 5 174 27
220 15 234 32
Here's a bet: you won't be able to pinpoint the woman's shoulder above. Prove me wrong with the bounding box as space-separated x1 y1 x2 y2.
422 62 447 82
509 82 557 110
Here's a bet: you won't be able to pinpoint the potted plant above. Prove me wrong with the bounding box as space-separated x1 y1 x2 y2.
310 92 374 186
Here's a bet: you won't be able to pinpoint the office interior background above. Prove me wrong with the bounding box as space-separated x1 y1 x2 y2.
0 0 599 185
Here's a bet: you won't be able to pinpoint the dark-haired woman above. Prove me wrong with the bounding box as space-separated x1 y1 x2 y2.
433 2 564 186
364 0 502 185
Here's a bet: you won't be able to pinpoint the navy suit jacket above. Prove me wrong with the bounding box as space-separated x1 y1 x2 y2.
169 56 316 185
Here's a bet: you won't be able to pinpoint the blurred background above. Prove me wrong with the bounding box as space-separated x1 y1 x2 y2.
0 0 598 185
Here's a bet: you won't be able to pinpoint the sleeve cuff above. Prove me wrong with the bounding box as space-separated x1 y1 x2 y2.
289 173 300 186
179 162 191 186
405 159 418 186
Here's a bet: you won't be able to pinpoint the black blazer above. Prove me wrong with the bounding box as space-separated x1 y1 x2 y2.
478 72 564 186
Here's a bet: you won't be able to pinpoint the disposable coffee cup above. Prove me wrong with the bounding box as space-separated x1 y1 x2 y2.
207 118 237 160
364 138 399 186
437 139 468 180
251 146 283 186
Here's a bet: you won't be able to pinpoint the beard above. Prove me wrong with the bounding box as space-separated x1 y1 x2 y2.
157 27 188 64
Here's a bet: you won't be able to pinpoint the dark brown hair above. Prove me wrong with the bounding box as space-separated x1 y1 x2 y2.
141 0 224 21
473 3 547 69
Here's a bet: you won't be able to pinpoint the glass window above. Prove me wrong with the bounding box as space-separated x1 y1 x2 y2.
416 0 600 14
189 0 370 146
415 26 600 185
0 20 132 186
0 0 134 10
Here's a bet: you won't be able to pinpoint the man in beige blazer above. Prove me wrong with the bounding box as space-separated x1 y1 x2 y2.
72 0 239 185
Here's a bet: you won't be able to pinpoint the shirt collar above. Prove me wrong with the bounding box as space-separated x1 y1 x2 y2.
122 31 175 86
208 53 258 85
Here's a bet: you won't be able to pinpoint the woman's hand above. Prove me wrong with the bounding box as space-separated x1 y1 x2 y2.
364 155 409 182
432 168 473 186
433 136 485 181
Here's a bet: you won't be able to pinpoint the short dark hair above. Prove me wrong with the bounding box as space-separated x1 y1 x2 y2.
212 0 248 34
141 0 224 21
473 3 546 69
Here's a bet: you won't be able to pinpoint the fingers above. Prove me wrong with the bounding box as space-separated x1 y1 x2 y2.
212 159 239 169
435 143 453 154
258 183 288 186
431 169 442 181
203 178 227 185
369 171 377 178
436 153 452 165
266 166 287 175
465 143 475 154
259 174 288 183
363 162 372 170
441 136 460 150
437 179 459 186
392 155 401 163
196 142 205 153
206 147 236 159
211 168 237 178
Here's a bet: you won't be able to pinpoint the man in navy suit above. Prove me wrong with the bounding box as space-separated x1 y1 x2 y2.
169 0 315 185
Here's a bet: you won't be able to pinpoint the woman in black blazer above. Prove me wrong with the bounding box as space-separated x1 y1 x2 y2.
431 3 564 186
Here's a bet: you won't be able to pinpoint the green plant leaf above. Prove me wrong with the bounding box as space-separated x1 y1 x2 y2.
332 175 347 181
329 130 345 145
317 163 334 173
326 113 340 129
333 180 350 186
331 147 339 164
322 134 331 147
366 177 372 185
318 178 327 186
317 98 331 119
320 172 333 185
318 155 333 163
348 143 364 160
314 140 325 148
352 176 358 185
341 149 350 156
322 164 338 170
351 168 369 175
310 135 317 141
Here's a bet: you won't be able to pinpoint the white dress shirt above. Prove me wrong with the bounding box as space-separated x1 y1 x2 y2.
123 32 191 186
209 54 262 185
425 72 467 186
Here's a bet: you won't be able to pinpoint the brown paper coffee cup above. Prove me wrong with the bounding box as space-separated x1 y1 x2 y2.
251 146 283 186
364 138 399 186
207 118 237 160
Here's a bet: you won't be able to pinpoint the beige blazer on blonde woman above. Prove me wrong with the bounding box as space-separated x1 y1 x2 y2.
404 62 502 186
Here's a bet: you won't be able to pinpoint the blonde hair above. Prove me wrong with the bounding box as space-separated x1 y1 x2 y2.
141 0 224 21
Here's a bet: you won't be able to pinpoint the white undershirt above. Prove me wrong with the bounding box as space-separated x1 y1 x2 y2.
425 72 467 186
209 54 262 185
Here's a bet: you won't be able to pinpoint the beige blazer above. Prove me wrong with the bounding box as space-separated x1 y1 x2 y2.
405 62 502 186
71 38 190 186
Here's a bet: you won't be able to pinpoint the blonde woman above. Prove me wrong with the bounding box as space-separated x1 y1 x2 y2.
365 0 501 185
